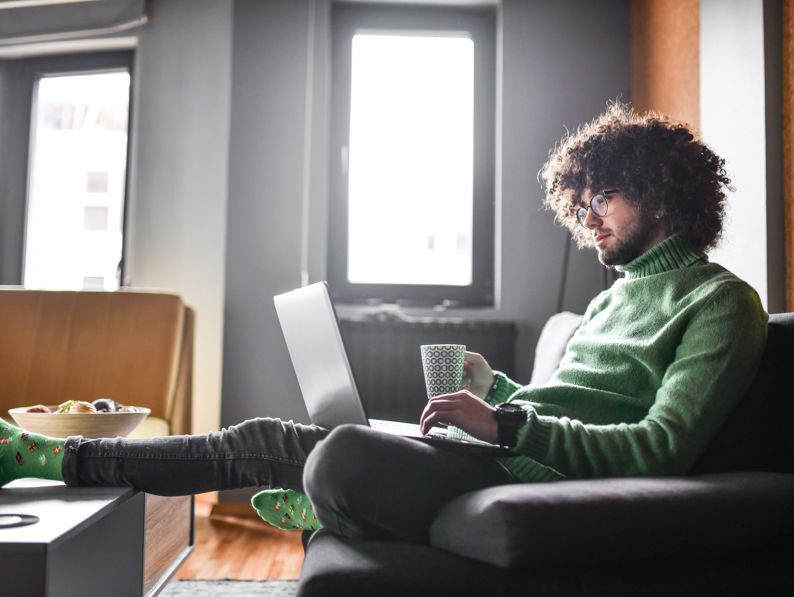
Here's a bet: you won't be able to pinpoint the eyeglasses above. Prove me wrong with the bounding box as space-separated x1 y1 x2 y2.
576 189 618 227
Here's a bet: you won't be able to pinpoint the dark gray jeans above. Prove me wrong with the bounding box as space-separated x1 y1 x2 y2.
62 418 515 542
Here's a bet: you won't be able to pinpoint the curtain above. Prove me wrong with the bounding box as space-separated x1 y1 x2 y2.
0 0 146 51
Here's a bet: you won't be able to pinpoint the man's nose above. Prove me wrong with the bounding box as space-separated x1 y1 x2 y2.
583 208 603 229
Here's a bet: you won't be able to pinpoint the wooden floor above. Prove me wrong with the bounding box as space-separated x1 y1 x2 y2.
173 492 305 580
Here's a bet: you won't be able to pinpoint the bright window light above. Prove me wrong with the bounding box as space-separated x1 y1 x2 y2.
347 33 474 286
24 70 130 291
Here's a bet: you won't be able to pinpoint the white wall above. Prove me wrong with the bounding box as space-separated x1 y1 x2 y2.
127 0 233 433
700 0 784 311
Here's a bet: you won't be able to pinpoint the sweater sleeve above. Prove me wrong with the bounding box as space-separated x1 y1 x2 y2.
510 283 768 478
485 370 523 406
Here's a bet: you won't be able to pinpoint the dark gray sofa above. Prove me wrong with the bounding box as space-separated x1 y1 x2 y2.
298 313 794 596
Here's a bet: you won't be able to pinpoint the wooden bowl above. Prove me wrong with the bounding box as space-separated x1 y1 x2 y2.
8 406 150 439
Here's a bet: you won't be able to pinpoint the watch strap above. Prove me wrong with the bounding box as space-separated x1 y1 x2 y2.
494 403 527 448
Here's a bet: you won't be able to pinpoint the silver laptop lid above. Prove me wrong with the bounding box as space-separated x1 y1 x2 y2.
273 282 369 429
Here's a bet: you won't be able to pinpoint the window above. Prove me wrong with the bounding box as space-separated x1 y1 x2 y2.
328 3 496 306
21 57 132 291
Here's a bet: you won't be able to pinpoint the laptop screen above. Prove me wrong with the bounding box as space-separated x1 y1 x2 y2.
274 282 369 429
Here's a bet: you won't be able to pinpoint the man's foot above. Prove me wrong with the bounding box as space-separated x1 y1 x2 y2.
0 419 65 487
251 488 321 531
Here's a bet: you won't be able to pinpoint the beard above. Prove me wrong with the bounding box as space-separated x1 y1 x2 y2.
596 211 661 267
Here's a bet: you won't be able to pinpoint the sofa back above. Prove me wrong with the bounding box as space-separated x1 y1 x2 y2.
692 312 794 474
533 311 794 475
0 289 194 435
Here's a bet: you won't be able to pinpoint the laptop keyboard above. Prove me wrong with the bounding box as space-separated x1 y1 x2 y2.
368 418 426 437
368 419 478 442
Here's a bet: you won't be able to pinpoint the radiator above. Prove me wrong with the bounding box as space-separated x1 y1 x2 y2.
338 317 517 422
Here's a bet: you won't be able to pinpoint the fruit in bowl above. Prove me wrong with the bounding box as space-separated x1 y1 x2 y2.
61 400 97 414
8 399 150 439
92 398 117 413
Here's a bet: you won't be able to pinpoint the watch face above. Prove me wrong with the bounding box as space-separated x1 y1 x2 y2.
498 403 523 414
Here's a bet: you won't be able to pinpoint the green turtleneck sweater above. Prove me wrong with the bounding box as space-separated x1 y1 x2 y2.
490 234 768 483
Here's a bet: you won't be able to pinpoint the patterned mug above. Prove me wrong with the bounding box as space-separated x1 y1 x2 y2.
419 344 474 440
419 344 466 398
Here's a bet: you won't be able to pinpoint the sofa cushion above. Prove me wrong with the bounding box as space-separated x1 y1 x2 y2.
126 415 170 439
428 472 794 569
529 311 583 385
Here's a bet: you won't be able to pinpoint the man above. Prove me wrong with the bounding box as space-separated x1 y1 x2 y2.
0 103 768 546
299 102 767 539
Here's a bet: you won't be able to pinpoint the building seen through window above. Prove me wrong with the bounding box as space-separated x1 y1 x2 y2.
24 70 130 291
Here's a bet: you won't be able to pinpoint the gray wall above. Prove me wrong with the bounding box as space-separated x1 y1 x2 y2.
495 0 628 369
127 0 233 434
221 0 317 429
219 0 630 446
0 61 28 285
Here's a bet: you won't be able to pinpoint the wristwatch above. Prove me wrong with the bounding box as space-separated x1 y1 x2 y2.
492 402 527 447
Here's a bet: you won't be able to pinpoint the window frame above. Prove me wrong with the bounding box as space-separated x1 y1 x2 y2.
11 51 135 289
327 2 497 307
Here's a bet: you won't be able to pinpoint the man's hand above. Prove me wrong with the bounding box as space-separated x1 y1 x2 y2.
462 351 495 399
419 390 498 444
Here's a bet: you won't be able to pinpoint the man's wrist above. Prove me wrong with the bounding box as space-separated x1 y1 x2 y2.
484 375 499 401
492 402 527 447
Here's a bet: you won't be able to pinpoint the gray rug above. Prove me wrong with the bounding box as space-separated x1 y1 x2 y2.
159 579 298 596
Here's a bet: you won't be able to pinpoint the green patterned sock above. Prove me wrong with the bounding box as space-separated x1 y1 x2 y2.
251 488 322 531
0 418 65 487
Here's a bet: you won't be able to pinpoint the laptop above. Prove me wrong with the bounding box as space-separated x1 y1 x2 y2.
273 282 511 456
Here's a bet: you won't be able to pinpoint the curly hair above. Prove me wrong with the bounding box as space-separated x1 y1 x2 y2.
539 102 732 252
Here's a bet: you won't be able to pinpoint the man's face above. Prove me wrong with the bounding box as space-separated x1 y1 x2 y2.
578 190 668 266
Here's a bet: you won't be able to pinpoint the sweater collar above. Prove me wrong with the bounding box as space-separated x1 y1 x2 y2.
615 234 706 279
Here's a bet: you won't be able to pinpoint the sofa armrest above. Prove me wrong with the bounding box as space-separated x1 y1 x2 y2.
429 472 794 568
